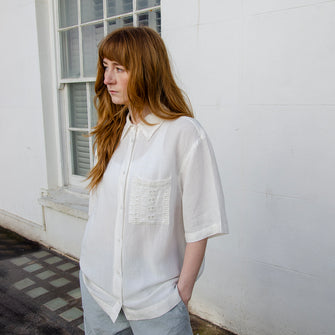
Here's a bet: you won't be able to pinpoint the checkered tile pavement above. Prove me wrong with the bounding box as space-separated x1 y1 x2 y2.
0 227 84 334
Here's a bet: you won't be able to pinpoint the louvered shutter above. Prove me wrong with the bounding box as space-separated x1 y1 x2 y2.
69 84 90 176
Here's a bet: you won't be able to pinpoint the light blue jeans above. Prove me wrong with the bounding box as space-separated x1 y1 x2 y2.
80 272 193 335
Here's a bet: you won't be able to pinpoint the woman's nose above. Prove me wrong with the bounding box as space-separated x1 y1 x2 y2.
104 70 116 85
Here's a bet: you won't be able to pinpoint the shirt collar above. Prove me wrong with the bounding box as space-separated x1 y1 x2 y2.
121 112 164 141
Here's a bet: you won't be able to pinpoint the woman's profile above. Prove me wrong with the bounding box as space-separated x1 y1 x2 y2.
79 26 228 334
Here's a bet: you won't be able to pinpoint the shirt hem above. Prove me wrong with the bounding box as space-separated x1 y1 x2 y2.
81 269 182 322
123 288 181 320
81 271 122 323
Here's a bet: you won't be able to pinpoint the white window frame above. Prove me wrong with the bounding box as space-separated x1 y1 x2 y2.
53 0 161 187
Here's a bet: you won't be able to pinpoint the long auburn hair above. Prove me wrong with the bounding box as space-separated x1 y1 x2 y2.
87 26 193 191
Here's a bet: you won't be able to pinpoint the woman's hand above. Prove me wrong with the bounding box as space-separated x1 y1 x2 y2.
177 282 192 306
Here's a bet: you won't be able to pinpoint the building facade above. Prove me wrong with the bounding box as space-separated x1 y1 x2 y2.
1 1 335 334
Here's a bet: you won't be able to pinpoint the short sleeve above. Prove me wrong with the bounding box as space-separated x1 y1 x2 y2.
180 135 229 242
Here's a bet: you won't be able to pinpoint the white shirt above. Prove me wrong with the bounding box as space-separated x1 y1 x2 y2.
80 113 228 322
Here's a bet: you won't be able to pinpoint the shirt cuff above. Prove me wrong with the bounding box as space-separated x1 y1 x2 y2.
185 223 228 243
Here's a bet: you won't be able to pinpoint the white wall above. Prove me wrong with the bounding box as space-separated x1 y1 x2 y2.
0 0 48 226
163 1 335 334
0 0 69 252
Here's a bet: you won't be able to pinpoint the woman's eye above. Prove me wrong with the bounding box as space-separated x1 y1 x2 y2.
116 67 124 72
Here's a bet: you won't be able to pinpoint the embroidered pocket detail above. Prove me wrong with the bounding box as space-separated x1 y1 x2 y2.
129 177 171 225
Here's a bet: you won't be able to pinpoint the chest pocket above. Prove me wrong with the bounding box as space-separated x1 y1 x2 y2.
129 177 171 225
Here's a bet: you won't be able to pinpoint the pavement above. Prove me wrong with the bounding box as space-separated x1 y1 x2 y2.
0 226 233 335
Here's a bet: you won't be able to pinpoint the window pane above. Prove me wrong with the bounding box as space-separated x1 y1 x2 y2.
69 83 88 128
107 0 132 17
138 9 161 33
71 131 90 176
137 0 160 10
107 16 133 33
59 0 78 28
82 23 104 77
60 28 80 78
81 0 103 23
90 83 98 127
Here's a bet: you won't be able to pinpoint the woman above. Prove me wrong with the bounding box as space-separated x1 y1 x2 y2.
80 26 228 335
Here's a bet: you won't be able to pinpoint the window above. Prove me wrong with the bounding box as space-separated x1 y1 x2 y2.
56 0 161 184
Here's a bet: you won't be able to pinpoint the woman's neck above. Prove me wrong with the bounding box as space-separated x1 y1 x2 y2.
128 106 150 124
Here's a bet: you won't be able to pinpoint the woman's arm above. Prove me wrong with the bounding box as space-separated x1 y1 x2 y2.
177 238 208 306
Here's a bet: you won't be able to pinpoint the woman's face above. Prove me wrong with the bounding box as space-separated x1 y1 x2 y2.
103 58 129 105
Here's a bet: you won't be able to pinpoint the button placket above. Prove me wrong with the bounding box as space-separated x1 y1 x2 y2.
115 126 138 304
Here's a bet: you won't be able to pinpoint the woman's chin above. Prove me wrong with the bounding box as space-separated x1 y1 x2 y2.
111 98 127 105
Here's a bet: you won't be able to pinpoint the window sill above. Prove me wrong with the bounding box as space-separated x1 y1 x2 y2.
39 187 89 220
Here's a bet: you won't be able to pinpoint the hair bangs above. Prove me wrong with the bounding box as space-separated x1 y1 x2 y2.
98 32 130 69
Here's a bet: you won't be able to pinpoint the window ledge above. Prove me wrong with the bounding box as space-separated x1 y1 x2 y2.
39 188 89 220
